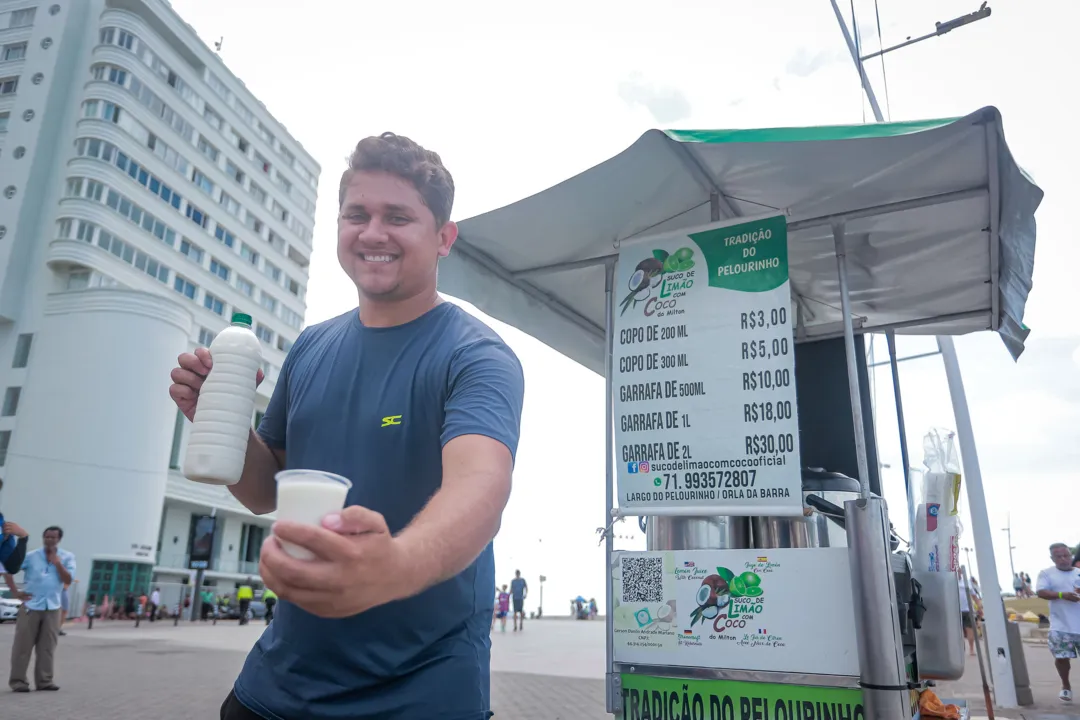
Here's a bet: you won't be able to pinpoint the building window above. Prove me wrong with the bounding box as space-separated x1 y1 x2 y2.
240 243 259 266
244 213 263 236
255 153 271 174
8 8 35 28
196 135 219 162
248 182 266 205
199 102 221 128
286 278 303 297
66 271 90 290
198 327 215 346
75 137 183 210
259 292 277 314
0 112 8 132
179 238 203 264
276 336 293 353
267 230 284 253
168 408 184 469
0 430 9 466
185 203 208 229
173 275 196 299
219 192 241 217
2 42 27 61
191 169 214 197
209 258 230 281
255 324 273 344
11 334 32 368
0 77 18 95
203 292 225 316
214 225 235 248
236 276 254 297
2 387 21 417
263 261 281 283
280 307 303 330
235 134 249 154
240 523 266 565
226 160 245 185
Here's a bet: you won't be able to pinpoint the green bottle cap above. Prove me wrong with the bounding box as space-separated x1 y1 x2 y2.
232 312 252 327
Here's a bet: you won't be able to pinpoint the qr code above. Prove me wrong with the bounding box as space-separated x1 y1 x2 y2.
621 556 664 603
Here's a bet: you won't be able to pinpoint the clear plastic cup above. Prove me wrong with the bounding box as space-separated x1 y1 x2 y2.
274 469 352 560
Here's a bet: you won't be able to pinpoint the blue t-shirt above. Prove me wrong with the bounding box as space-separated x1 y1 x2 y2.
233 303 524 720
510 577 527 601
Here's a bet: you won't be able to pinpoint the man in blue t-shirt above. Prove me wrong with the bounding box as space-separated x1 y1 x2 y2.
510 570 528 632
170 133 524 720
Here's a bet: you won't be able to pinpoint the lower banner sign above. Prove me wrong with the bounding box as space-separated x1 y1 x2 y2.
618 675 865 720
612 548 858 676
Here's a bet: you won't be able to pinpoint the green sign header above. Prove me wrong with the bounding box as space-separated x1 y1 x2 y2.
619 674 865 720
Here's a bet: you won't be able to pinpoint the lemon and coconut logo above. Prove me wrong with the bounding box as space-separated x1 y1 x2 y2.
688 566 763 634
619 247 696 316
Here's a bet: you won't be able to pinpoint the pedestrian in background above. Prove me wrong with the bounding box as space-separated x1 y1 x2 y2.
236 578 254 625
510 570 528 632
6 526 75 692
1036 542 1080 703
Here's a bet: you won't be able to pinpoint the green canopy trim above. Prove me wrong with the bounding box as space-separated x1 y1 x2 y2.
664 116 962 145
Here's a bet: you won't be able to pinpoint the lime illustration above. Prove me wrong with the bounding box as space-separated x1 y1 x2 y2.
729 575 747 597
740 571 760 588
664 246 696 273
743 586 764 598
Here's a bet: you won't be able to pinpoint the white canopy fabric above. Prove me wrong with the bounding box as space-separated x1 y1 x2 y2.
442 107 1042 376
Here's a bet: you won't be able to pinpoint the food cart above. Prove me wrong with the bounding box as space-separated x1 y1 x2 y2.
446 107 1043 720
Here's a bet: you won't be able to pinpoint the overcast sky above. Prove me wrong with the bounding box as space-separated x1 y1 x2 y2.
171 0 1080 609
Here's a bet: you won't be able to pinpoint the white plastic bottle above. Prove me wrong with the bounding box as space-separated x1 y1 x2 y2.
183 312 263 485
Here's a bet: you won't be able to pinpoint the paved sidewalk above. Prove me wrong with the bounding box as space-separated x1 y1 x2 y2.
0 620 610 720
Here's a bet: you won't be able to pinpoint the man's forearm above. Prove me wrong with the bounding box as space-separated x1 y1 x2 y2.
3 573 17 593
393 476 510 601
55 564 72 585
1037 589 1061 600
229 429 284 515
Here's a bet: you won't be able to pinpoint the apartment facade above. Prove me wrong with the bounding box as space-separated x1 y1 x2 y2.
0 0 319 604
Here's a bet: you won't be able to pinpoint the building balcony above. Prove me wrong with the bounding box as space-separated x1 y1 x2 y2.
154 550 260 580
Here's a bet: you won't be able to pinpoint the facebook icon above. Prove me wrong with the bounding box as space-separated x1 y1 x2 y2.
627 462 638 474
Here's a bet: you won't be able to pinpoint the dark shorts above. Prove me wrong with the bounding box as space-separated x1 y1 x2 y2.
495 611 507 619
961 611 975 629
512 598 523 614
221 690 266 719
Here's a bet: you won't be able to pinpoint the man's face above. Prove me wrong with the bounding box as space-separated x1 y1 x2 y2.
43 530 60 550
1051 545 1073 570
337 170 457 303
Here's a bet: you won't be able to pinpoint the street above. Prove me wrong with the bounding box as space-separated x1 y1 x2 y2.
0 618 1077 720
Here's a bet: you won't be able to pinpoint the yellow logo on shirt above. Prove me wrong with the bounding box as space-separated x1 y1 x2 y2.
381 415 403 427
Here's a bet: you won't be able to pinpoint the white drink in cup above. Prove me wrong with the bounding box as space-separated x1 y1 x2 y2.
275 470 352 560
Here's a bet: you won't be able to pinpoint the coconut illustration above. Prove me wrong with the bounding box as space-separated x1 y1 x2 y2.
619 257 665 315
689 574 731 627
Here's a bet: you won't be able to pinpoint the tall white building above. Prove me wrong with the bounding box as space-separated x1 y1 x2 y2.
0 0 319 605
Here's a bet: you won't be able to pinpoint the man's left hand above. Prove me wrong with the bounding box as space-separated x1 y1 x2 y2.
259 506 411 619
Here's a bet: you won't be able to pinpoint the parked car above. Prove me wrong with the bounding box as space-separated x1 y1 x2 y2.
225 600 266 621
0 587 23 623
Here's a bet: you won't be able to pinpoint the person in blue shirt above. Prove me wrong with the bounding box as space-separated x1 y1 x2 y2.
169 132 524 720
510 570 528 632
6 525 75 692
0 477 29 576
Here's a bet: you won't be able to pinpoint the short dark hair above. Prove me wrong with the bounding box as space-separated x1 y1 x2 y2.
1051 542 1070 553
338 132 455 228
44 526 63 539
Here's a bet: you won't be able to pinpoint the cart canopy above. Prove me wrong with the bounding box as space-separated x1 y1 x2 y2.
442 107 1042 375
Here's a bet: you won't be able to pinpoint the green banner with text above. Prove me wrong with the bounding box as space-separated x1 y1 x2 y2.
618 674 865 720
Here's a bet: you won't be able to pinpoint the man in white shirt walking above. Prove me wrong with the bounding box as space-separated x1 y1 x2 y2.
1036 542 1080 702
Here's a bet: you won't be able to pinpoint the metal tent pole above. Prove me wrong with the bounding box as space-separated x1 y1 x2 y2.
938 336 1017 707
885 332 915 536
835 221 909 720
603 259 617 714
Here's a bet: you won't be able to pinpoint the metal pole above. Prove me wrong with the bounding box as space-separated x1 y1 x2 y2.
1003 516 1016 581
885 332 914 535
938 335 1017 707
832 221 871 496
845 496 911 720
191 567 205 622
603 259 617 715
829 0 886 122
961 564 997 719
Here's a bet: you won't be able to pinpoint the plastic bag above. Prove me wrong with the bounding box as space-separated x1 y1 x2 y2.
913 429 963 572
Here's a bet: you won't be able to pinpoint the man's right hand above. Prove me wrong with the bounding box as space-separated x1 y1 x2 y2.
169 347 264 422
1062 591 1080 603
1 522 27 538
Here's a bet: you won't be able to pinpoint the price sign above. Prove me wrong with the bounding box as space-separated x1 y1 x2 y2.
612 213 802 516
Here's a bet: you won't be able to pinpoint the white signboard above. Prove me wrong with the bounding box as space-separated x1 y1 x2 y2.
611 548 859 677
612 213 803 516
